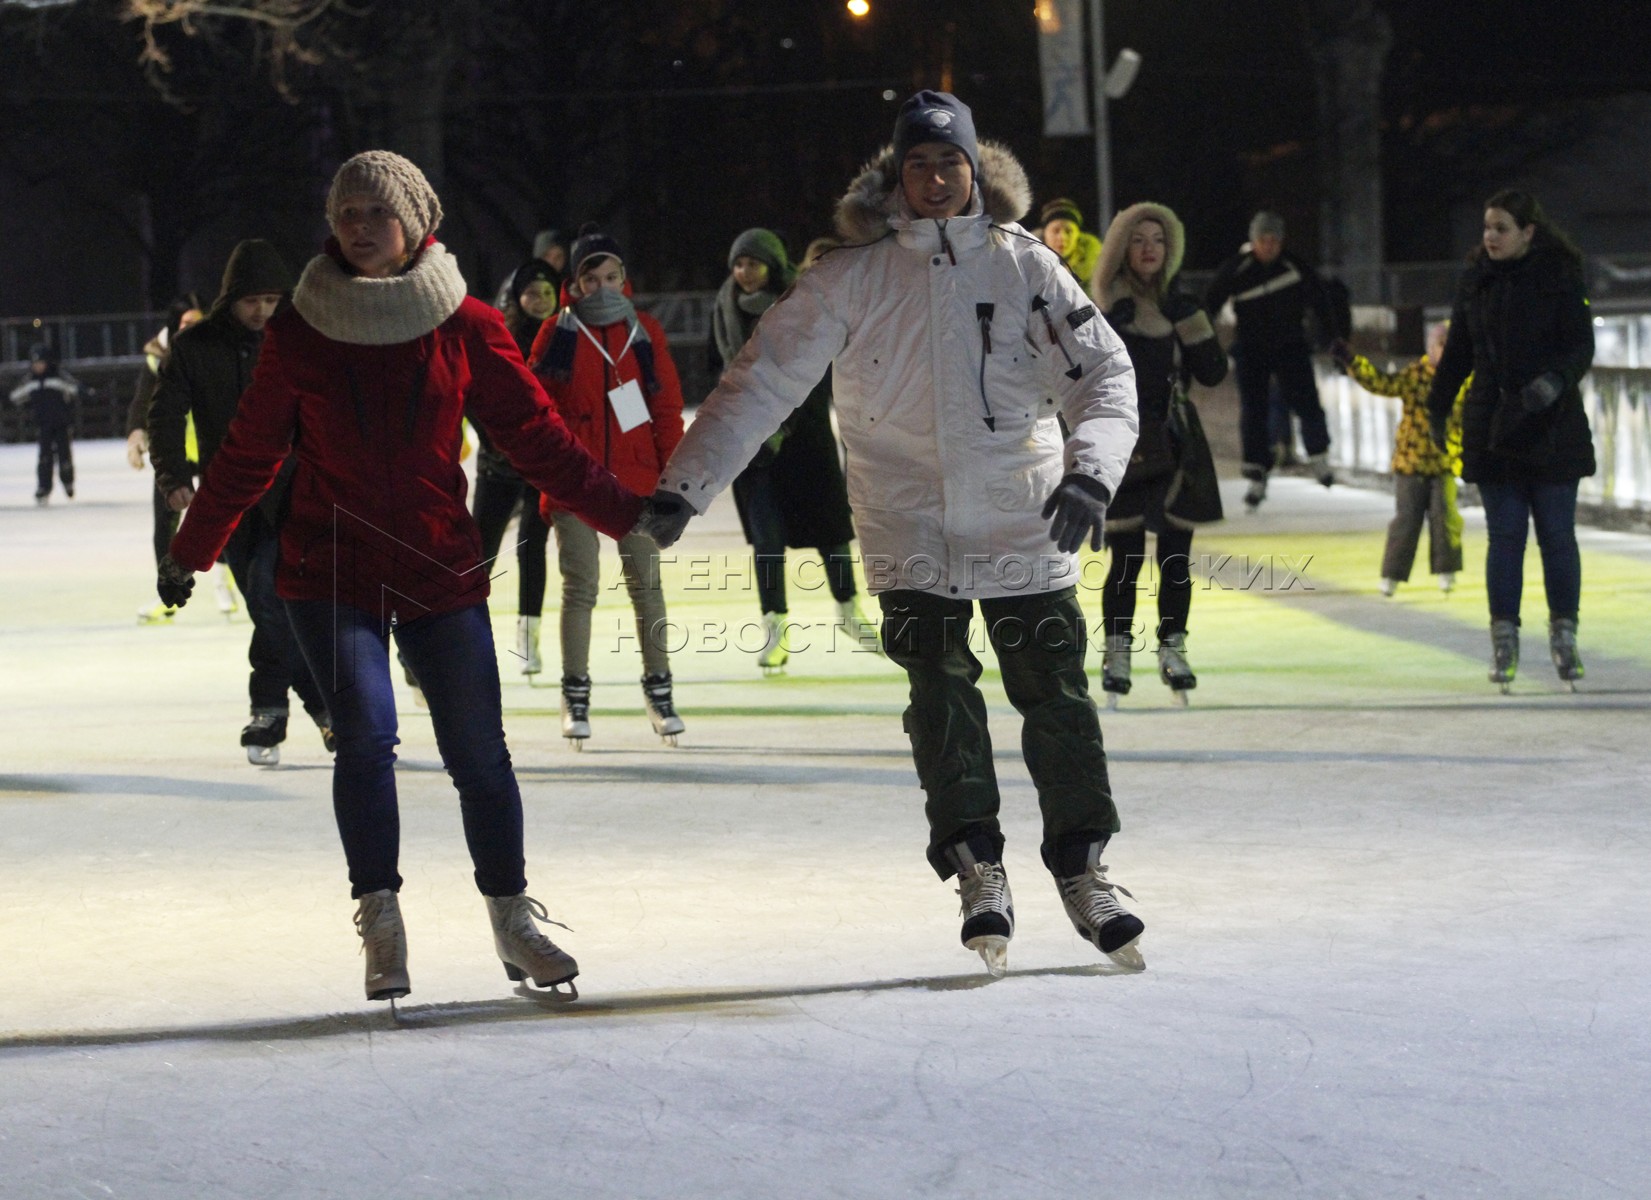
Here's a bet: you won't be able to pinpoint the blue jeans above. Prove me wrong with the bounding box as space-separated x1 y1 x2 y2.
287 599 527 900
1478 480 1581 623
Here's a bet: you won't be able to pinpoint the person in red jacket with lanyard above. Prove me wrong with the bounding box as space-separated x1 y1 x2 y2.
528 225 686 749
156 152 645 1004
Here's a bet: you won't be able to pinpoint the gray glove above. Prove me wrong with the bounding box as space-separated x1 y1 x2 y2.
1519 371 1564 413
1041 473 1110 554
633 489 694 549
157 553 196 609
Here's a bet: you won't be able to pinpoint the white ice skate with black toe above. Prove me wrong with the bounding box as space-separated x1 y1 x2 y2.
354 888 410 1001
1052 845 1145 971
1100 633 1133 710
1242 476 1267 511
947 839 1014 977
560 675 591 749
487 893 579 998
1156 633 1196 706
641 672 684 747
240 710 287 765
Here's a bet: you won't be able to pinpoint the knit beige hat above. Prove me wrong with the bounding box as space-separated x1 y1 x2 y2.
326 150 443 247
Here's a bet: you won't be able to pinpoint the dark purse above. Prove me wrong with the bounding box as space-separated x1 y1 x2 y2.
1164 380 1224 523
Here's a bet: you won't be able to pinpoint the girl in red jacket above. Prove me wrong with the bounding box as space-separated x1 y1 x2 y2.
156 152 644 1003
528 225 686 748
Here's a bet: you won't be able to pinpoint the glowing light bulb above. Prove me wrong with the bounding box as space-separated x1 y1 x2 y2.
847 0 870 17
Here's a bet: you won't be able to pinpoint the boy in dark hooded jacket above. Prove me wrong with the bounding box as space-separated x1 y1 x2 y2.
148 238 331 763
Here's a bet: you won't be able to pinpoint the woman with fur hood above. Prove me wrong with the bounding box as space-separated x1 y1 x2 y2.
1091 202 1229 704
637 91 1145 978
157 151 645 1004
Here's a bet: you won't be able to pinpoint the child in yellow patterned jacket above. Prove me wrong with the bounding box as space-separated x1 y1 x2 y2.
1333 322 1465 594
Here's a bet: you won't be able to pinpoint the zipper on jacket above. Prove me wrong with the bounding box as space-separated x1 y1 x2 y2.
937 219 957 266
975 302 997 431
1033 294 1084 380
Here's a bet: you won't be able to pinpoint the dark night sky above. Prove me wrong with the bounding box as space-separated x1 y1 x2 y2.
1 0 1648 315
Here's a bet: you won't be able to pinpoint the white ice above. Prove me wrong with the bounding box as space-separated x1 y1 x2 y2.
1 439 1648 1199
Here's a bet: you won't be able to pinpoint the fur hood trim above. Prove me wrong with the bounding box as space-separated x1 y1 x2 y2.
293 241 468 346
1093 201 1186 305
834 139 1033 245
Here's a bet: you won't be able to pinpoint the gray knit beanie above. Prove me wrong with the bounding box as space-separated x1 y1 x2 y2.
326 151 444 247
727 228 795 289
1249 210 1286 240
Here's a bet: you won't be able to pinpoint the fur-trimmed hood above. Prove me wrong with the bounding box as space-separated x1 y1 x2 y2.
833 140 1033 245
1093 201 1186 306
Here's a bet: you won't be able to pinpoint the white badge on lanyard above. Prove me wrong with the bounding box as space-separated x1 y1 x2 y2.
572 313 652 433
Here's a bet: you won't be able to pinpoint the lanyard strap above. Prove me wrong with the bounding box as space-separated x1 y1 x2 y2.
569 312 640 372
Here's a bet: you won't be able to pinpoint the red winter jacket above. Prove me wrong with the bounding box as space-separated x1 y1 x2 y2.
528 304 684 516
170 262 643 621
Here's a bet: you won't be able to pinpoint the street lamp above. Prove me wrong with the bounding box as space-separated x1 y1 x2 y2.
846 0 870 18
1087 0 1140 231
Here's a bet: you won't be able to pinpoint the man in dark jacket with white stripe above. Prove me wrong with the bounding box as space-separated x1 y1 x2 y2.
1205 211 1337 508
148 238 331 764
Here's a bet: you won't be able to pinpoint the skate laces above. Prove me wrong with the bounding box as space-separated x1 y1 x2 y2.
353 895 403 961
1060 865 1135 925
956 862 1010 918
510 894 573 944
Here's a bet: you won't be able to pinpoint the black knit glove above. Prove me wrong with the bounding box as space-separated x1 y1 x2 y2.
633 489 693 549
1520 371 1564 413
1161 288 1201 325
1103 297 1136 332
1041 473 1110 554
157 553 196 609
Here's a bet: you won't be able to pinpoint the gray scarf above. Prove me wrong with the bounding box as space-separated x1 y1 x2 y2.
572 287 635 328
712 277 779 365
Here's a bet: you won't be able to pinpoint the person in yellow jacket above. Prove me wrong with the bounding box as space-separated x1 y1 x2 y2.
1036 198 1102 298
1332 322 1466 594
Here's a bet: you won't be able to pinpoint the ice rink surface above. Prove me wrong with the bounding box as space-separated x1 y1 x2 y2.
2 439 1648 1199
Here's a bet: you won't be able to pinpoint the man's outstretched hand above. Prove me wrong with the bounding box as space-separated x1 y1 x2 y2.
633 489 694 549
157 553 196 609
1042 473 1110 554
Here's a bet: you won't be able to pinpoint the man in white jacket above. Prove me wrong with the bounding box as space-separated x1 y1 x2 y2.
641 92 1145 975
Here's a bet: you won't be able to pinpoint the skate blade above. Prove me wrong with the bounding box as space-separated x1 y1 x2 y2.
966 935 1010 978
246 745 280 766
760 664 786 677
505 961 580 1000
659 734 680 748
1169 690 1190 708
1105 938 1146 972
566 736 587 751
1104 693 1121 711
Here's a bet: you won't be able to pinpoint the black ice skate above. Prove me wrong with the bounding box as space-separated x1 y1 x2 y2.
240 710 287 766
560 675 591 749
1156 633 1196 706
946 837 1014 977
1243 476 1267 511
1050 843 1145 971
641 672 684 747
1549 617 1583 691
354 888 410 1001
487 893 579 999
1489 618 1519 694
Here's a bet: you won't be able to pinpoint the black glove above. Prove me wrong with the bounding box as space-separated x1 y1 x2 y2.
1161 288 1200 325
1328 338 1354 371
1041 473 1110 554
633 489 694 549
1103 297 1136 332
1519 371 1564 413
157 553 196 609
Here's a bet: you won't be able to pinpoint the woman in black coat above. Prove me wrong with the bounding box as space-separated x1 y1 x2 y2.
709 230 878 674
1425 190 1595 692
1092 202 1229 705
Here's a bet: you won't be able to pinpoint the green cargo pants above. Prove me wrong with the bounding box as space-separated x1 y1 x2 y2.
878 585 1120 879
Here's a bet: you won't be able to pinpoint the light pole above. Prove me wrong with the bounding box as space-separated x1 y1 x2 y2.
1087 0 1140 232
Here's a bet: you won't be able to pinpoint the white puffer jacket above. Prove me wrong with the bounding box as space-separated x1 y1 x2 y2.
660 141 1138 599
